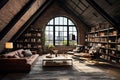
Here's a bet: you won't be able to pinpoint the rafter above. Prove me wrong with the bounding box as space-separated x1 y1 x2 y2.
57 0 88 27
0 0 36 40
86 0 120 32
10 0 53 41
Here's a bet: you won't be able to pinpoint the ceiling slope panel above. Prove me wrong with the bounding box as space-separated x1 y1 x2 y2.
94 0 120 24
0 0 47 52
0 0 29 31
58 0 106 26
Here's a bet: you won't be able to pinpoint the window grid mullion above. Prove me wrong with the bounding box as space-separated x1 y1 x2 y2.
67 19 69 46
53 19 55 46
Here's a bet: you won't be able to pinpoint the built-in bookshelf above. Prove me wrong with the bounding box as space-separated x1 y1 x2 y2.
85 22 120 64
15 27 42 53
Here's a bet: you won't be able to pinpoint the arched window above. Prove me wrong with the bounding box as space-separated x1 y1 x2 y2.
45 16 77 46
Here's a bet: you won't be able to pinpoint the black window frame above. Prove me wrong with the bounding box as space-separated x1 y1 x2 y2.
45 16 77 46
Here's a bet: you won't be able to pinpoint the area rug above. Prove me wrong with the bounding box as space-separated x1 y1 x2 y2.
1 56 116 80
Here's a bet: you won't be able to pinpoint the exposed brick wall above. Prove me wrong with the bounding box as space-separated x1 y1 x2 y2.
32 1 87 53
0 1 87 53
33 2 87 44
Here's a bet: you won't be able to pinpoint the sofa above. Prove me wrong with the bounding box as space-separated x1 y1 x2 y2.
0 49 39 73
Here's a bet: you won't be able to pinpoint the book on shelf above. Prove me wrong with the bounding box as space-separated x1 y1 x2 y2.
37 33 41 37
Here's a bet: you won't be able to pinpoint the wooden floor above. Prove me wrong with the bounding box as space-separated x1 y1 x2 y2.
0 54 120 80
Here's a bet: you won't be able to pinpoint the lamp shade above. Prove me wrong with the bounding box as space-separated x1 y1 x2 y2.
5 42 13 49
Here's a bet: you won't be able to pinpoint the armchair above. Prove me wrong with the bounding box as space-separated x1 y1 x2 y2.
89 44 101 59
72 44 101 61
67 45 84 55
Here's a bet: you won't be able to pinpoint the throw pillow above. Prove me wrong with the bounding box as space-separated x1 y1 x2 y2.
13 54 20 58
23 49 32 57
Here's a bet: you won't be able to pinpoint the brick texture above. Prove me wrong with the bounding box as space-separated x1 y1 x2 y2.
32 1 87 53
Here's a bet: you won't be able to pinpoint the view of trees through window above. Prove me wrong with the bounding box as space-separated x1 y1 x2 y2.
45 16 77 46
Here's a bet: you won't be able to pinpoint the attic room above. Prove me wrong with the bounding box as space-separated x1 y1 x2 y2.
0 0 120 80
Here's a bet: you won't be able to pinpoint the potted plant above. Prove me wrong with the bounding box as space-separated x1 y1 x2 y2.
48 44 58 57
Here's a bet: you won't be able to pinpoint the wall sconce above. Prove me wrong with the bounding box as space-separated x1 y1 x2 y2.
5 42 13 52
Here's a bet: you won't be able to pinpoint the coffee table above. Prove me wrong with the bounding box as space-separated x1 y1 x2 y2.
42 56 73 66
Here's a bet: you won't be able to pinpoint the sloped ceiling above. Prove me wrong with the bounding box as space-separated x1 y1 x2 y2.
0 0 48 52
57 0 105 26
57 0 120 27
0 0 29 32
94 0 120 24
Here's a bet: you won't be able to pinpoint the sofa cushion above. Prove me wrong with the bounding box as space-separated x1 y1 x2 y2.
4 51 17 58
27 54 39 65
74 53 91 58
17 49 24 58
17 52 24 58
0 54 8 58
0 58 27 65
0 54 20 58
23 49 32 57
13 54 20 58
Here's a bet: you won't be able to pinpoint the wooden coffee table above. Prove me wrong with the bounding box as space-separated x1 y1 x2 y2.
42 56 73 66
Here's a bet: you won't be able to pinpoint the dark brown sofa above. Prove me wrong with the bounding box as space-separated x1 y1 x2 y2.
0 49 39 73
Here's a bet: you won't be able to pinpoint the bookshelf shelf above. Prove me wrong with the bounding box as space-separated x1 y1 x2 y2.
85 22 120 64
14 26 42 53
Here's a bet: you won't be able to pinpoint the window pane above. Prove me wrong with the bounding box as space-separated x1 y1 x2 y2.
64 26 67 31
60 17 63 25
73 32 77 36
45 41 53 45
49 19 53 25
55 26 59 31
55 32 58 36
63 17 67 25
63 36 67 40
72 27 76 31
69 27 73 31
49 26 53 31
55 36 57 40
69 34 72 40
69 41 76 45
58 31 63 36
55 41 60 45
45 27 49 31
69 32 73 35
46 32 53 40
64 32 67 36
60 27 63 31
55 17 59 25
68 20 74 25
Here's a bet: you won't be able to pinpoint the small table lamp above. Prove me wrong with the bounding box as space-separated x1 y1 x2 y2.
5 42 13 52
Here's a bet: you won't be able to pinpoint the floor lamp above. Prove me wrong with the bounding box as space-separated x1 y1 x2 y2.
5 42 13 52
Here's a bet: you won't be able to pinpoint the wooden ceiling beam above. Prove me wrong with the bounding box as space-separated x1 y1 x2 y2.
57 0 88 27
78 0 88 8
71 0 84 11
0 0 36 40
86 0 120 32
10 0 53 41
